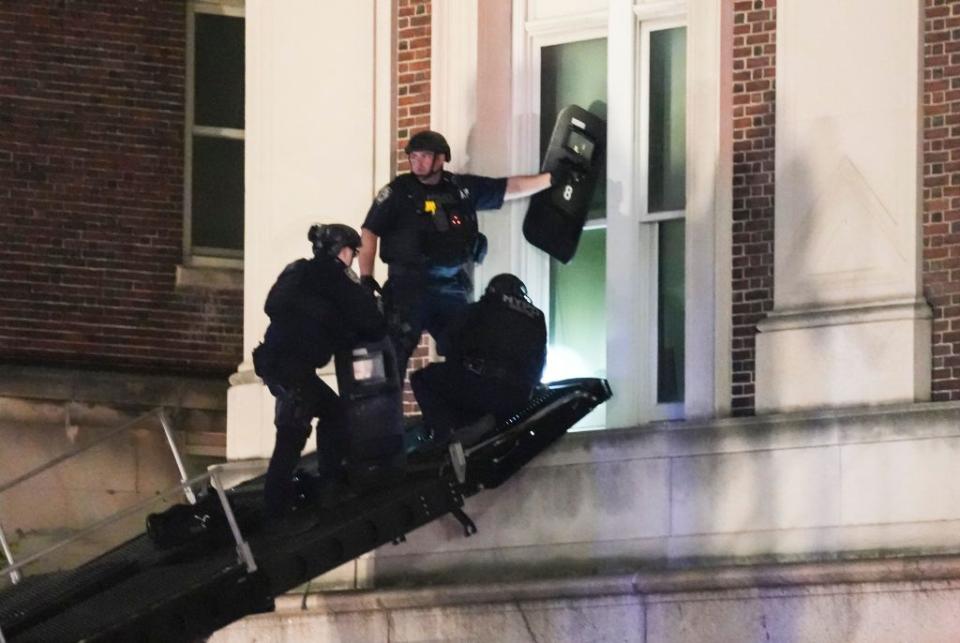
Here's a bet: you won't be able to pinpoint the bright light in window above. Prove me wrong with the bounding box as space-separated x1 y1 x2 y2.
543 345 591 383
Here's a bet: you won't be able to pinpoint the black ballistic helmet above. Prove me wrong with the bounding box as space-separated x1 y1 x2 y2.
404 130 451 162
485 273 528 301
308 223 361 259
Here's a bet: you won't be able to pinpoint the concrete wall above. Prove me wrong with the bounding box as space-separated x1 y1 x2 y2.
214 567 960 642
756 0 929 412
227 0 389 460
212 399 960 639
358 402 960 587
0 366 224 573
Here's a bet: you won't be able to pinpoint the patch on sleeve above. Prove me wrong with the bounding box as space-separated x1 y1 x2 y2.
375 185 392 204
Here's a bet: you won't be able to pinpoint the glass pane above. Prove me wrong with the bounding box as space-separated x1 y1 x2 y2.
546 228 606 382
657 219 685 403
648 27 686 213
192 135 244 251
195 13 245 129
540 38 607 221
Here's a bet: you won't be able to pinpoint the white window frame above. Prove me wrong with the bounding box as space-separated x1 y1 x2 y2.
513 10 608 428
636 15 688 422
184 0 245 267
510 9 608 312
510 0 732 427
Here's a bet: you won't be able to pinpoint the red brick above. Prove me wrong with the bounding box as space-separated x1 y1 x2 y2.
0 1 242 375
925 0 960 399
730 0 776 414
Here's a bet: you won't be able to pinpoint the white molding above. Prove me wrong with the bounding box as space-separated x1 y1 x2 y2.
632 0 686 22
758 299 932 333
604 0 641 428
512 0 549 306
523 11 608 40
374 0 393 189
431 0 478 174
684 0 731 418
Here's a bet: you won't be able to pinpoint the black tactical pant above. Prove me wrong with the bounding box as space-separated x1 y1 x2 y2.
263 374 347 517
382 269 470 376
410 362 532 442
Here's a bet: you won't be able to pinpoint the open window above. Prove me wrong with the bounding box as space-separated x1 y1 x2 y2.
517 2 688 429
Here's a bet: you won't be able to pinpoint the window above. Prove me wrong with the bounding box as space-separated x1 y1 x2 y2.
539 37 609 428
519 3 688 428
643 25 686 405
185 1 245 263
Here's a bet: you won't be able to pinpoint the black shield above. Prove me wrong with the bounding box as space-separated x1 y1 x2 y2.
523 104 606 263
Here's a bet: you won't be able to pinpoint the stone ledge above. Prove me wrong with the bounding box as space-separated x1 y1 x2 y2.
0 364 228 411
277 554 960 615
175 263 243 291
532 399 960 469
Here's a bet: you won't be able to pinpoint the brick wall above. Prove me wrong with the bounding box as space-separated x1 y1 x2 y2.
0 1 243 377
923 0 960 401
730 0 776 416
396 0 432 174
396 0 433 414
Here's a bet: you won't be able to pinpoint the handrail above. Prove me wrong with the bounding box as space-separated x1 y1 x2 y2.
158 409 197 505
0 406 203 586
0 523 19 585
0 460 269 585
0 407 167 496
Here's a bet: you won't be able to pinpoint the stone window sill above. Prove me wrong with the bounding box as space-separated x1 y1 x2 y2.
176 264 243 291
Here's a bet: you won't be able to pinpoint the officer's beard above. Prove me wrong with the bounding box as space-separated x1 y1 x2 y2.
413 157 444 185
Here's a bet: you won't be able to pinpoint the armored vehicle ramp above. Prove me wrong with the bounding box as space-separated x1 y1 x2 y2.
0 377 610 642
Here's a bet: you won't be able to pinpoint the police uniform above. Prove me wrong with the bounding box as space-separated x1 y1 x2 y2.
253 253 385 517
362 170 507 374
410 286 547 441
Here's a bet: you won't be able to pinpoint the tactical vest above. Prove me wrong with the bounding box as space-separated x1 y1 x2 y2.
458 294 546 387
384 173 479 268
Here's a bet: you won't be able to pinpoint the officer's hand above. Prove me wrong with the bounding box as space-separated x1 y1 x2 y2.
550 165 571 188
361 275 383 296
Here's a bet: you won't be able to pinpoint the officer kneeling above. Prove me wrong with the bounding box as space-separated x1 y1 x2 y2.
253 223 385 519
410 274 547 449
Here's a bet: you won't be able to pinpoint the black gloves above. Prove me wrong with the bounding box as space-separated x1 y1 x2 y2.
361 275 382 296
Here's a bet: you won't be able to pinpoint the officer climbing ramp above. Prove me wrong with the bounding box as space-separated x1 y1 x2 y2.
0 377 611 642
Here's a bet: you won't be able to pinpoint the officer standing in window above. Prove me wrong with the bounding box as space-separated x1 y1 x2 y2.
358 130 552 376
410 273 547 444
252 224 385 519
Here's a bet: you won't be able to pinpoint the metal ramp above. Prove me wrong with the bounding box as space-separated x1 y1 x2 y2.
0 378 611 642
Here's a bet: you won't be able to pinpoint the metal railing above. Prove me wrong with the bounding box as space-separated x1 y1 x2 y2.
0 458 268 643
0 406 220 588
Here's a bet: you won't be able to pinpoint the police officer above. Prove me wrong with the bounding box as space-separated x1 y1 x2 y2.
358 130 551 376
410 273 547 443
253 223 385 518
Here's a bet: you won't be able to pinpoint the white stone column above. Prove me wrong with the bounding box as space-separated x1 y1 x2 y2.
227 0 389 459
755 0 930 412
